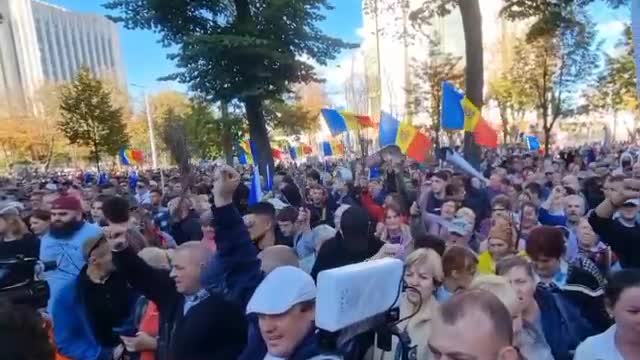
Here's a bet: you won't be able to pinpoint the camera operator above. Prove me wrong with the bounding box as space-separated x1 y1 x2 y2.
0 300 55 360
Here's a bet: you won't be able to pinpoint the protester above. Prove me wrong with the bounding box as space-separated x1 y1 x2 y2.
40 195 102 313
311 205 384 280
109 234 247 359
29 208 51 239
574 269 640 359
377 204 413 259
0 301 55 360
169 197 203 245
470 275 554 360
428 289 520 360
122 247 172 360
258 245 300 274
0 208 39 259
89 195 108 226
244 202 278 251
135 180 152 206
373 248 441 360
436 245 478 302
589 178 640 268
52 235 138 359
242 266 319 359
478 217 518 274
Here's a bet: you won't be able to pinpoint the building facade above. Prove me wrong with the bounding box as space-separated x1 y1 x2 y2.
0 0 125 114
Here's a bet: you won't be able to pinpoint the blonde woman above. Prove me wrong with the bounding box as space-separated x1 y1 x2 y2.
371 248 442 360
470 275 553 360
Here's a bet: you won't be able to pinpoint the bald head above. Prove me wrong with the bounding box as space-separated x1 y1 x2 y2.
175 241 212 264
258 245 299 274
428 289 519 360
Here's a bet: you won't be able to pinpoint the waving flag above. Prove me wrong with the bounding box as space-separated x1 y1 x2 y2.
322 141 333 156
461 97 481 132
379 112 401 147
473 118 498 149
239 140 254 165
120 149 144 166
321 109 349 136
396 120 419 153
441 81 465 130
525 135 541 151
249 165 263 205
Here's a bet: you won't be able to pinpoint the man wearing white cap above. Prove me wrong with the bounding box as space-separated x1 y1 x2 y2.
241 266 320 360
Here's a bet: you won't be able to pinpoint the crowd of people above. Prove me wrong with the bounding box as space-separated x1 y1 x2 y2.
1 142 640 360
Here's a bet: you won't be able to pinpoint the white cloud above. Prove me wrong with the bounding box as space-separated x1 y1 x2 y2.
597 20 626 38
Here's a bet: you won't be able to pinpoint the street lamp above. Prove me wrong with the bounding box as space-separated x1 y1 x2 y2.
130 83 158 169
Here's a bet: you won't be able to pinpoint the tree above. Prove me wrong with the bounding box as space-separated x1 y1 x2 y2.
408 0 483 166
264 100 317 137
104 0 355 175
487 38 536 144
501 0 630 41
58 68 129 171
513 10 599 154
408 32 464 149
589 24 638 140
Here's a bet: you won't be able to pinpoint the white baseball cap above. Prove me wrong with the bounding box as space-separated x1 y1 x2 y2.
246 266 316 315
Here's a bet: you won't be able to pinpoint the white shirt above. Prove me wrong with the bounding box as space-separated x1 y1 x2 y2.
574 325 624 360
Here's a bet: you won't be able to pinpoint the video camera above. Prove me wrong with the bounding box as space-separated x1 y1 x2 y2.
314 259 417 360
0 256 54 309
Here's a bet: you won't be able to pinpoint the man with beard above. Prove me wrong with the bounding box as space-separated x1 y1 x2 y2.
40 195 102 313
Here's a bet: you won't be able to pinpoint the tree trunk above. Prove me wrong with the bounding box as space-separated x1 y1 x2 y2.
500 106 509 145
44 136 55 172
244 96 274 176
220 102 234 164
459 0 483 169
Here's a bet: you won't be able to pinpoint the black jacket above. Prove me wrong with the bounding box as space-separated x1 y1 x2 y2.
77 267 138 347
588 211 640 268
311 232 383 281
170 210 203 245
112 247 247 360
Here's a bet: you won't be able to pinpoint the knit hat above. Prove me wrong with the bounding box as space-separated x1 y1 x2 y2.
51 195 82 212
488 217 515 248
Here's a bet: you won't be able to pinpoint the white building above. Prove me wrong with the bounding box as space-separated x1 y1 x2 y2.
0 0 125 114
357 0 516 126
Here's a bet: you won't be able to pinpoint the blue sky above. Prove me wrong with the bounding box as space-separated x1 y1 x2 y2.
48 0 364 97
48 0 630 100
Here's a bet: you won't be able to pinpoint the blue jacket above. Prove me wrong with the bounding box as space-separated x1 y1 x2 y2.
200 203 263 308
52 279 112 360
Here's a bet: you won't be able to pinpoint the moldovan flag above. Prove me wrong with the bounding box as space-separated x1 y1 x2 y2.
461 97 481 132
321 109 348 136
473 118 498 149
379 112 400 147
441 81 465 130
356 115 376 128
406 132 432 162
322 142 332 157
340 111 361 131
239 140 254 165
396 120 418 153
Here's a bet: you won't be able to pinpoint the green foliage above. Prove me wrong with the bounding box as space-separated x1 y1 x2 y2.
183 101 245 160
513 10 599 152
58 67 128 169
500 0 630 40
587 24 638 138
487 37 537 143
264 99 318 137
103 0 356 100
104 0 355 172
